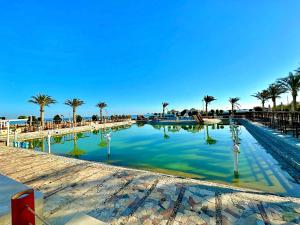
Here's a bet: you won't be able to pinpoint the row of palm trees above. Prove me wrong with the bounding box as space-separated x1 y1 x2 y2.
161 96 241 116
203 96 240 116
28 94 107 129
252 69 300 111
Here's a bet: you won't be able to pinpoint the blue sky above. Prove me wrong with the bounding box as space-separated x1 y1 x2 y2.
1 1 300 118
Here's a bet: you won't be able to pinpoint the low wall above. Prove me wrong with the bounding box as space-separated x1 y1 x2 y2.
4 120 135 141
238 118 300 172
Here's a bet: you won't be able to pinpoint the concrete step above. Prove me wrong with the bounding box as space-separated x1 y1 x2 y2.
65 213 108 225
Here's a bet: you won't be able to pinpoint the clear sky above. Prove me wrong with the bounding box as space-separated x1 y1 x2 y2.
1 1 300 118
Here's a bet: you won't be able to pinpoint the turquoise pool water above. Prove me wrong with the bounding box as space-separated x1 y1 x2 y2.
28 123 300 196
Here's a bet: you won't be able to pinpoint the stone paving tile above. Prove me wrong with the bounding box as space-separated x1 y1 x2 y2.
262 201 300 225
221 193 264 225
43 170 114 217
173 185 216 225
116 179 181 225
47 170 137 225
88 174 159 224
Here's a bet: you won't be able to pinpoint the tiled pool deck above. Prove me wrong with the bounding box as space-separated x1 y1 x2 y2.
1 146 300 225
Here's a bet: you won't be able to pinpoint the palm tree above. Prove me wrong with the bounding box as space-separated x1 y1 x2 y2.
267 83 286 111
96 102 107 122
65 98 85 127
162 102 169 118
163 126 170 140
228 97 240 115
28 94 56 129
277 72 300 111
67 134 85 158
252 90 270 111
205 125 217 145
99 129 107 148
203 95 216 116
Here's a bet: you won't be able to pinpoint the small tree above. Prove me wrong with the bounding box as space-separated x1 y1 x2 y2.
76 115 83 123
18 115 28 119
53 114 62 124
27 116 38 126
253 106 263 112
92 115 99 121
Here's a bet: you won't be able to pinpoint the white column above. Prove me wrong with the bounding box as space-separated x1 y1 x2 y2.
6 121 10 147
47 133 51 153
105 133 111 156
14 130 18 141
233 143 239 176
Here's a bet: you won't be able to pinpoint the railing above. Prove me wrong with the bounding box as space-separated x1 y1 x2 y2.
0 119 132 134
246 111 300 138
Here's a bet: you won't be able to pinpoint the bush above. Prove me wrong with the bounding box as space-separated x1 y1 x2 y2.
76 115 83 123
53 114 62 124
92 115 98 121
27 116 38 125
18 115 27 119
253 106 263 112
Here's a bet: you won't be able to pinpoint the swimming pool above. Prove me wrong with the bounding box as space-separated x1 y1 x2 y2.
27 123 300 197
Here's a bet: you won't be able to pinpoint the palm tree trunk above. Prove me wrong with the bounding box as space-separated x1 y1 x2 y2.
231 104 234 116
100 109 103 122
205 103 208 116
40 106 44 129
73 107 76 127
162 107 165 118
293 95 297 112
272 98 276 111
262 101 265 112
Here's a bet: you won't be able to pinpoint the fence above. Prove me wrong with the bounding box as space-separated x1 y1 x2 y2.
246 111 300 138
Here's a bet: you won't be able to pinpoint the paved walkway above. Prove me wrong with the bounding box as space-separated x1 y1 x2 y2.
0 120 134 142
1 147 300 225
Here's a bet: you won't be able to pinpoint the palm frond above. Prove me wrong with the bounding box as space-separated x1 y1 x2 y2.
96 102 107 109
203 95 216 104
65 98 85 107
